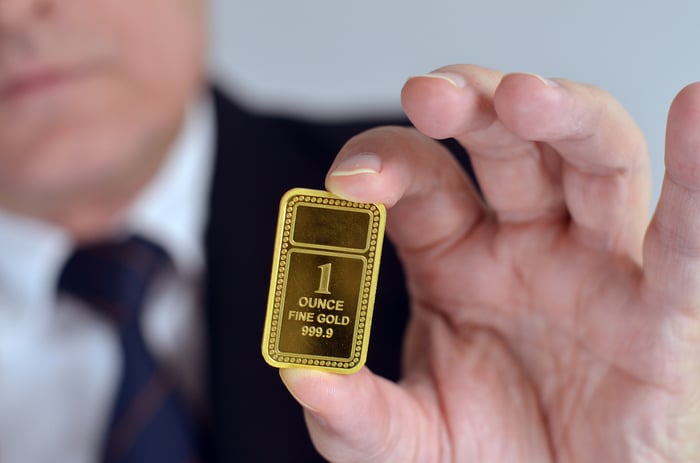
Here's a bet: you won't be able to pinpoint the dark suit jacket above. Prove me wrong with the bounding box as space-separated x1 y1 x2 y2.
202 89 411 462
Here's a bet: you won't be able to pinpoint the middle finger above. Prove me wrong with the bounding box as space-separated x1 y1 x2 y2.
402 64 565 224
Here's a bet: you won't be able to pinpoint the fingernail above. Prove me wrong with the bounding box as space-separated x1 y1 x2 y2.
408 71 466 89
329 152 381 177
522 72 559 88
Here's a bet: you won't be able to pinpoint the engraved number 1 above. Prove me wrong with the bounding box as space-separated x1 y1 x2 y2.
315 263 332 294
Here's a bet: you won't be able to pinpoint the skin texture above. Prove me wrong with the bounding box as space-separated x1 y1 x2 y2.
280 65 700 462
0 0 205 239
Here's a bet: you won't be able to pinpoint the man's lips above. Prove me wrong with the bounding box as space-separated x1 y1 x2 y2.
0 67 83 102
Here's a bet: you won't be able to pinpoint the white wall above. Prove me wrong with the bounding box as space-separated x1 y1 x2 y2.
207 0 700 204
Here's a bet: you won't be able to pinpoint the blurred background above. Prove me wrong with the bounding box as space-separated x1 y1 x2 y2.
207 0 700 205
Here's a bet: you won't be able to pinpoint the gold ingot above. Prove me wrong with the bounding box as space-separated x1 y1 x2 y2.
261 188 386 373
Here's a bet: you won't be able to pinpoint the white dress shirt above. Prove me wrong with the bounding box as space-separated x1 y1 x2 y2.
0 95 216 463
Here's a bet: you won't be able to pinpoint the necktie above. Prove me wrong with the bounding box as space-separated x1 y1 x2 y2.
57 235 198 463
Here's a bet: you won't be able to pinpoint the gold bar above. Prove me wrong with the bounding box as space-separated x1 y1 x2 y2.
262 187 386 374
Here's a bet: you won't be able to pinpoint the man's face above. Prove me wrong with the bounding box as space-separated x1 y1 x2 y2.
0 0 205 217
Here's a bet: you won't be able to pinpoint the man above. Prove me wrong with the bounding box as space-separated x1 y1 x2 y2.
0 2 698 463
0 1 406 461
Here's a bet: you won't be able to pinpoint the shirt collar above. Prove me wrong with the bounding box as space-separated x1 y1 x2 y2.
0 93 216 311
126 92 215 279
0 211 71 313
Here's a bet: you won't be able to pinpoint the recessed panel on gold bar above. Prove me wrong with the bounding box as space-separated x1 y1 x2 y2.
262 187 386 374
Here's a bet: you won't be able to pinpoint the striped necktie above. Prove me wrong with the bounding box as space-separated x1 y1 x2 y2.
58 235 198 463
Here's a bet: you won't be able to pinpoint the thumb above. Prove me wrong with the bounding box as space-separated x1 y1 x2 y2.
279 367 417 463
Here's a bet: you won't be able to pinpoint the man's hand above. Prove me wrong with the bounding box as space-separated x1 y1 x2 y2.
279 64 700 462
